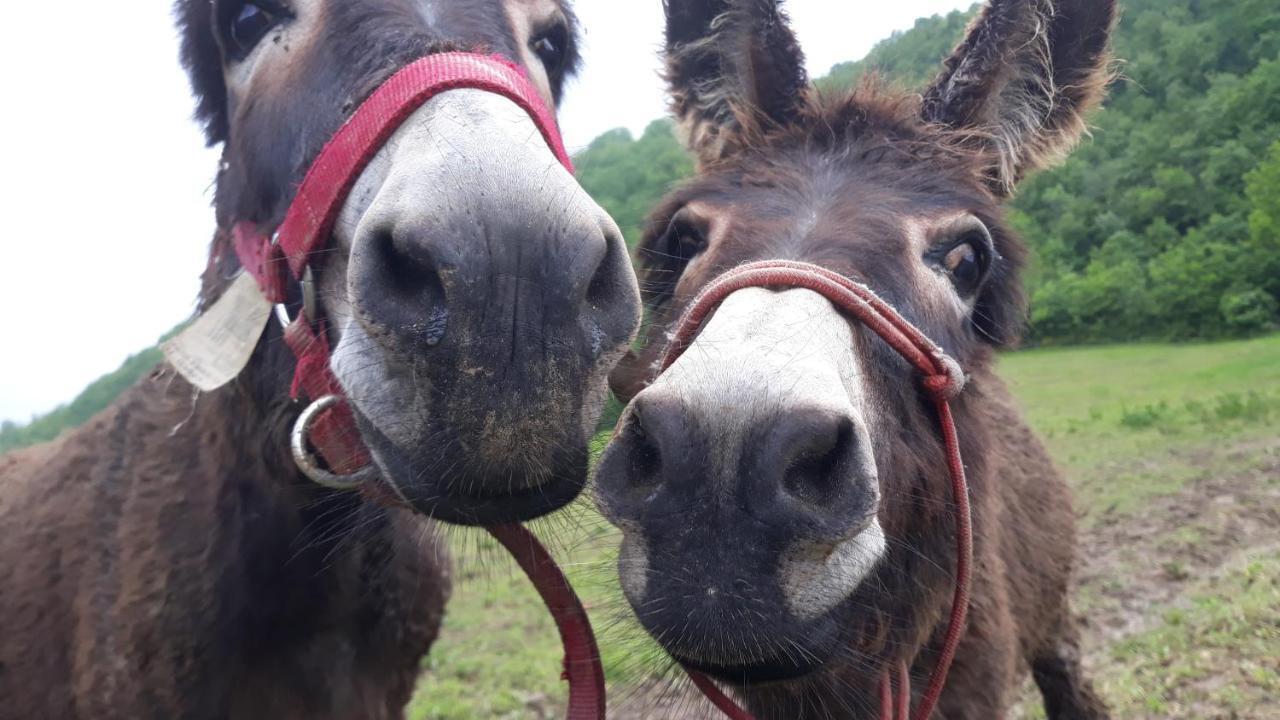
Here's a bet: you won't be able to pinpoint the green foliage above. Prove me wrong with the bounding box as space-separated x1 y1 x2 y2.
574 0 1280 346
1011 0 1280 342
1245 140 1280 300
574 120 694 249
817 5 977 92
1221 288 1279 334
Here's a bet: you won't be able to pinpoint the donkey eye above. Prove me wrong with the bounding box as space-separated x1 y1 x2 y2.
944 242 983 292
931 218 993 297
222 1 287 61
531 24 570 75
661 208 709 262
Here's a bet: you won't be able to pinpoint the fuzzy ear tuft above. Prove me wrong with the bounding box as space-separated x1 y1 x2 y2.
663 0 809 166
922 0 1117 196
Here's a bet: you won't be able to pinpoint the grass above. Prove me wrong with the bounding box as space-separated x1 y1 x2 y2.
409 334 1280 718
999 334 1280 524
407 505 661 720
1100 553 1280 718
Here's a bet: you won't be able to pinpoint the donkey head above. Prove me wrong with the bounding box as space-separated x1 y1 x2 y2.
176 0 641 525
596 0 1113 688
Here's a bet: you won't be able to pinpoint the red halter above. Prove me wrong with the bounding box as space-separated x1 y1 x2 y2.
228 52 604 719
659 260 974 720
231 51 573 477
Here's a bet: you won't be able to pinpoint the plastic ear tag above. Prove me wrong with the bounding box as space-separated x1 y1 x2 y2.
163 272 273 392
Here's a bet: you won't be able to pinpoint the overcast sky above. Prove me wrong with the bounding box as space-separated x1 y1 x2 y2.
0 0 972 424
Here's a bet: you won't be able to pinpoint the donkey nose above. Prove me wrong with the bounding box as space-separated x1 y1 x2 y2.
598 393 879 541
352 208 635 357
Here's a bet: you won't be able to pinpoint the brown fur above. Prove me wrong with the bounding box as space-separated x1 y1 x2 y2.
605 1 1118 717
0 374 447 719
0 1 585 717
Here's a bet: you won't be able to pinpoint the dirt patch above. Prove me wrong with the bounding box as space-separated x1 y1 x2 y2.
1008 434 1280 719
1072 435 1280 648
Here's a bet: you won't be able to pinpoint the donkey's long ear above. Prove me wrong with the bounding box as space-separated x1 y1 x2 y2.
922 0 1116 195
664 0 808 166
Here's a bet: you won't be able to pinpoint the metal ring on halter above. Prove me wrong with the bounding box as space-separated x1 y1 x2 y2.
272 249 318 329
290 394 376 490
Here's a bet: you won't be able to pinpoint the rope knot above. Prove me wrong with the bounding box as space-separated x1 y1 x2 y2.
922 354 967 402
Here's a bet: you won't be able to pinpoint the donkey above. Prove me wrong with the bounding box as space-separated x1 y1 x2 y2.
0 1 639 718
595 0 1116 718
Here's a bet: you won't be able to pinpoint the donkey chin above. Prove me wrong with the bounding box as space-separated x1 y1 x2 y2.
322 89 640 526
596 288 887 682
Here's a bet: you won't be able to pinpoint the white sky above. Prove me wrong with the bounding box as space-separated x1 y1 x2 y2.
0 0 971 424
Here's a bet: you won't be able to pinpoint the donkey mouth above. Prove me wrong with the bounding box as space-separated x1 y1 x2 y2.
353 408 589 525
673 647 830 685
405 475 587 526
650 608 841 686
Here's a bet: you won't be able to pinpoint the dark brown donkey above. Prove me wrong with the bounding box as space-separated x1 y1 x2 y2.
0 1 639 718
596 0 1115 717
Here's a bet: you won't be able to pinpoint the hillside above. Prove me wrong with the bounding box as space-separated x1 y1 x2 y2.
0 346 163 455
4 0 1279 451
576 0 1280 344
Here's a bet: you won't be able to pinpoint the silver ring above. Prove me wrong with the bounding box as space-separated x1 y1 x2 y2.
290 395 376 490
274 265 318 330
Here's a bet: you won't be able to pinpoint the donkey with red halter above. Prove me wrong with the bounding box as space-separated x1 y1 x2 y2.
597 0 1115 718
0 1 637 717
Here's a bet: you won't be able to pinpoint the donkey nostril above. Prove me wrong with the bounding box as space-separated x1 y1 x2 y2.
623 410 663 488
367 229 448 346
375 231 443 300
585 224 622 309
782 416 855 507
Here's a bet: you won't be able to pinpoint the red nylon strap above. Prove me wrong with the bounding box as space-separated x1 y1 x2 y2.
685 666 755 720
271 51 573 279
232 222 288 304
487 524 606 720
233 51 572 297
229 51 571 473
663 260 973 720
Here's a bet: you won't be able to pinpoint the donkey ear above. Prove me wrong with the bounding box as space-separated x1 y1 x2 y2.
663 0 809 166
922 0 1116 195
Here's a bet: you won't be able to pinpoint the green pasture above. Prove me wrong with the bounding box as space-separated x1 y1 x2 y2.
409 334 1280 719
1002 335 1280 523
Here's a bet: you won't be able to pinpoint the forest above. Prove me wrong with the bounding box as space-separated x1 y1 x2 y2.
581 0 1280 344
3 0 1278 451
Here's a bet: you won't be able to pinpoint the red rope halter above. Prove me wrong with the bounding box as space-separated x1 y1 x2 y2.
659 260 974 720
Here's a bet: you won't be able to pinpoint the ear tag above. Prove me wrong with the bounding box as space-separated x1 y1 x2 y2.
163 272 273 392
